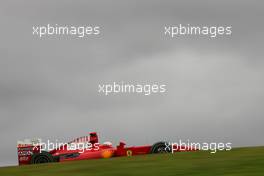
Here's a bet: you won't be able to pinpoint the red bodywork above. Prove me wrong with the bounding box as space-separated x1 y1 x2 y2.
17 132 196 165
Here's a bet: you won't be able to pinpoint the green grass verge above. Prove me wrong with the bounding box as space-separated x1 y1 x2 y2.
0 146 264 176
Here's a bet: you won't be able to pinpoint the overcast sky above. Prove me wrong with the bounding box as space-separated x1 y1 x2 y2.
0 0 264 166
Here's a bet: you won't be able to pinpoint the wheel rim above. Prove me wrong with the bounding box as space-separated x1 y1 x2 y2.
157 147 166 153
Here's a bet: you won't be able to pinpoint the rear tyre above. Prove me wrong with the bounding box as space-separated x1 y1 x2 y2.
150 142 171 154
30 151 54 164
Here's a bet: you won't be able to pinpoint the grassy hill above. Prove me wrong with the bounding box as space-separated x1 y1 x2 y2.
0 146 263 176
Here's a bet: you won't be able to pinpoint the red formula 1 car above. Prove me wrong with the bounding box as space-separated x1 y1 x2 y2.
17 132 196 165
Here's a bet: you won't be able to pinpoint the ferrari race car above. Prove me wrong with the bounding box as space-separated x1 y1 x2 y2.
17 132 196 165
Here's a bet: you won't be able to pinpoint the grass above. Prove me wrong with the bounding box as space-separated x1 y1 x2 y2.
0 146 264 176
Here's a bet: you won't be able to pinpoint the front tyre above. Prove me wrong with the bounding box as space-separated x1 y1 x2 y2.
150 142 171 154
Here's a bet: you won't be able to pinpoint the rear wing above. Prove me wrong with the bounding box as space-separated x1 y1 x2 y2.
17 139 42 165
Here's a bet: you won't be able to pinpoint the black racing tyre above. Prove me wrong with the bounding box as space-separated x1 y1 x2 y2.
150 141 171 154
30 151 54 164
